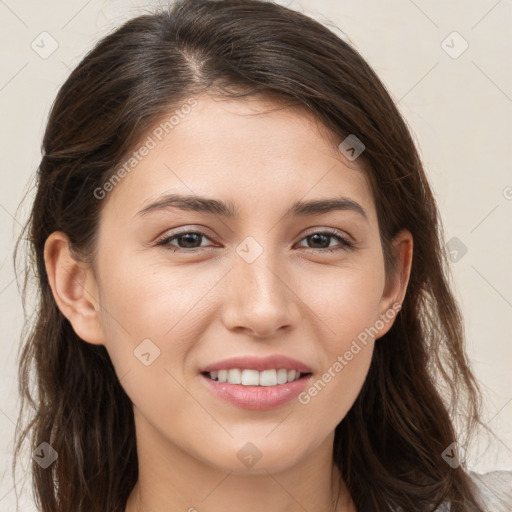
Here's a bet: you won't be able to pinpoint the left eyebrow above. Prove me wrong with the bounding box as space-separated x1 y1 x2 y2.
287 196 368 222
135 193 368 222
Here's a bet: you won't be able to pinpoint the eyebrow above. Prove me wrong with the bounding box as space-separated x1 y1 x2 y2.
136 193 368 222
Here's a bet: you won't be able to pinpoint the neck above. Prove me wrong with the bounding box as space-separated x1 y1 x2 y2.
125 414 355 512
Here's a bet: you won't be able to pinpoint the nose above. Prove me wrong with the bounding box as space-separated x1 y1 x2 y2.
221 252 301 339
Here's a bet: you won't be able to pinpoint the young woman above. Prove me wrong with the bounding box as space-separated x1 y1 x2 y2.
13 0 512 511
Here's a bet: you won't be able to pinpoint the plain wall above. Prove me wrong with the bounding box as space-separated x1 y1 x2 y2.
1 0 510 509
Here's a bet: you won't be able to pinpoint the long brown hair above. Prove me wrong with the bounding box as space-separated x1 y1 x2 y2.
13 0 493 510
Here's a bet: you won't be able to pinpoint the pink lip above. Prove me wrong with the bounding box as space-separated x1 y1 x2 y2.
200 373 313 410
200 355 313 373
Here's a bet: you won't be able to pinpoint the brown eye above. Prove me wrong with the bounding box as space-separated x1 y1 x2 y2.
155 228 354 254
297 230 354 253
156 231 213 252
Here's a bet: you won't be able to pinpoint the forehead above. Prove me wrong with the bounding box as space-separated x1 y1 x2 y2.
100 93 374 223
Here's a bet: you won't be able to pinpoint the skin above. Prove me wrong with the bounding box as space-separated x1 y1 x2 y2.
44 93 413 512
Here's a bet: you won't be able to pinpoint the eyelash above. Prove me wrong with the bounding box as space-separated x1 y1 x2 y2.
155 228 354 254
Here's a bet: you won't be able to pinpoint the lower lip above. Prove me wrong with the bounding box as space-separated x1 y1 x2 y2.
200 373 312 410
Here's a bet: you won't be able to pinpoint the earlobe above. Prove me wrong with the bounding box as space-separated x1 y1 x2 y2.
43 231 105 346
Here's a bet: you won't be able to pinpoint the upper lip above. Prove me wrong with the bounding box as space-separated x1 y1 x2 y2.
200 355 313 373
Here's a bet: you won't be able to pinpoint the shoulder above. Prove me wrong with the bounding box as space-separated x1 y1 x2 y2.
468 469 512 511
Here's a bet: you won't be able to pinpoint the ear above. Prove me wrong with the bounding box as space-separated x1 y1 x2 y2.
43 231 105 346
375 229 413 338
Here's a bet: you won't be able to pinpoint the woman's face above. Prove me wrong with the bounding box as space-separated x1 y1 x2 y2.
53 93 411 475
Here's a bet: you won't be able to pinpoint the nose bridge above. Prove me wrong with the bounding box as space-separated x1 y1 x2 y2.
222 235 300 336
236 236 289 307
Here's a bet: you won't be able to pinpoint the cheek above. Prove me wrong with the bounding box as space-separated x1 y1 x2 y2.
99 254 200 338
95 264 196 430
295 255 384 420
304 255 385 343
93 259 175 374
95 256 218 398
299 288 378 432
302 342 374 439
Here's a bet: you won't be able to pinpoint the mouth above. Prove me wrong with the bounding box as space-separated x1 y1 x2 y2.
202 368 311 386
199 354 314 409
199 368 313 410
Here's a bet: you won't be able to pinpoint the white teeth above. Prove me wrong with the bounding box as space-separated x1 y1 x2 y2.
241 369 259 386
227 368 241 384
207 368 304 385
259 369 277 386
277 369 288 384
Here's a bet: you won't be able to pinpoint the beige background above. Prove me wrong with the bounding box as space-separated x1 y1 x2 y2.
1 0 511 509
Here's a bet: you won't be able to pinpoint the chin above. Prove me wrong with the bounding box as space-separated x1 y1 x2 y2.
198 435 314 475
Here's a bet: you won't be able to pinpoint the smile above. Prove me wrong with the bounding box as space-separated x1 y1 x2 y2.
200 371 313 410
205 368 305 386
